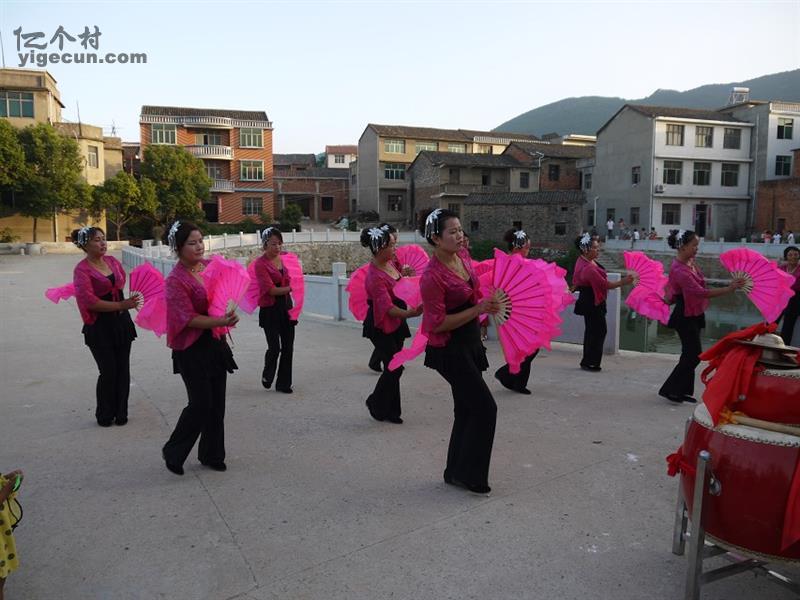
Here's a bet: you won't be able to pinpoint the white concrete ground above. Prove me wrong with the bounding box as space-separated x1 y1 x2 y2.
1 253 798 600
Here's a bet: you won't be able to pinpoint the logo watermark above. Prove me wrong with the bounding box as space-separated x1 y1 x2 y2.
13 26 147 68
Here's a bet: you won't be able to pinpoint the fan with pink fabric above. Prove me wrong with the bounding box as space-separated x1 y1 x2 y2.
238 260 261 315
622 251 669 324
395 244 429 275
345 264 370 321
45 283 76 303
129 263 167 336
387 328 429 372
720 248 796 323
282 252 305 321
393 276 422 308
201 257 251 338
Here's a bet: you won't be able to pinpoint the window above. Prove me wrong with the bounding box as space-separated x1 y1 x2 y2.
470 220 479 232
447 143 466 153
87 145 99 168
723 128 741 149
448 203 461 217
481 170 491 186
242 197 263 216
666 124 684 146
384 139 405 153
631 166 641 185
321 196 333 212
513 220 522 230
388 195 403 212
776 155 792 176
206 163 223 179
662 203 681 225
587 209 595 227
583 173 592 190
693 162 711 186
476 144 492 154
383 163 405 180
448 168 460 184
240 160 264 181
0 91 34 117
334 154 345 164
630 207 640 225
554 222 567 236
415 141 437 154
695 126 713 148
196 132 222 146
520 171 530 189
721 163 739 186
663 161 683 185
778 118 794 140
548 164 560 181
151 124 176 145
239 128 263 148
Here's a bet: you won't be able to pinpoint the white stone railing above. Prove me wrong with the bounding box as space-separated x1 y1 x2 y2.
141 115 273 129
603 238 796 258
186 145 234 160
210 179 235 193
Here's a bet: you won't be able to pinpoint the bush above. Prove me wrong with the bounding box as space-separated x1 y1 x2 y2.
468 239 500 261
0 227 19 243
279 204 304 232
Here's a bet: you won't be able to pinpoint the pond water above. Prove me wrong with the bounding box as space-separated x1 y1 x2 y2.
619 286 773 354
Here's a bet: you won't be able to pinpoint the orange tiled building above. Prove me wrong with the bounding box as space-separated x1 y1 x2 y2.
139 105 274 223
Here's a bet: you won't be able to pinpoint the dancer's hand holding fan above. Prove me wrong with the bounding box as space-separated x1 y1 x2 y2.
623 251 670 324
201 257 250 339
395 244 428 276
128 262 167 337
720 248 795 323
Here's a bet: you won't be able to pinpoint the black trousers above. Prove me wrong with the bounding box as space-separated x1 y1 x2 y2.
660 318 703 397
163 367 227 466
88 341 132 424
366 333 404 420
368 348 382 371
581 309 607 368
780 295 800 345
495 350 539 391
262 320 295 390
434 356 497 488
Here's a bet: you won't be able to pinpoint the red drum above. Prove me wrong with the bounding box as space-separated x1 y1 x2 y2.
681 404 800 561
733 368 800 425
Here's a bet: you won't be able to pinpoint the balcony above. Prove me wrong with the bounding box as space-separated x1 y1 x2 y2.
438 183 508 196
210 179 235 193
187 145 234 160
181 116 234 129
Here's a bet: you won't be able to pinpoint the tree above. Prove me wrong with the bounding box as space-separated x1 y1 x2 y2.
139 145 210 226
0 120 26 192
17 123 89 242
92 171 158 240
279 203 304 232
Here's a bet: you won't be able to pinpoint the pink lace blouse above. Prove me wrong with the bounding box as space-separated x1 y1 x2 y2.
72 256 127 325
667 259 709 317
365 263 404 334
572 256 608 306
254 254 291 308
166 259 211 351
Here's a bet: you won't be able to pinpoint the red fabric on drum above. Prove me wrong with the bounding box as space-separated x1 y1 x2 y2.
782 456 800 551
666 447 696 478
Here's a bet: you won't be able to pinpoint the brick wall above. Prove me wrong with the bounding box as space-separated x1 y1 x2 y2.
464 201 583 248
755 178 800 233
540 158 582 191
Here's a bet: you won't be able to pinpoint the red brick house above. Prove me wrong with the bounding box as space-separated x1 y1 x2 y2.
139 105 274 223
273 154 349 222
503 141 595 191
756 147 800 233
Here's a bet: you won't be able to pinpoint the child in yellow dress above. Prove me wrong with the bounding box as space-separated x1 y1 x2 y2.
0 470 22 600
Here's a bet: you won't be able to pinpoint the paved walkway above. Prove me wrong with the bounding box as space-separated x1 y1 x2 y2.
1 254 798 600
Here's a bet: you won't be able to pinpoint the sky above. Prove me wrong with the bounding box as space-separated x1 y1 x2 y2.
1 0 798 152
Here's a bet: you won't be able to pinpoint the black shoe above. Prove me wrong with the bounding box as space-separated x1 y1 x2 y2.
366 398 384 422
162 450 184 476
445 475 491 495
580 364 601 372
275 386 293 394
494 370 517 392
368 361 383 373
682 395 698 404
115 417 128 426
261 371 272 389
97 419 113 427
517 388 532 395
201 461 227 472
659 391 684 404
386 416 403 424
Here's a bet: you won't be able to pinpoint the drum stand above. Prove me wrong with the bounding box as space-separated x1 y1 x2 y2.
671 449 800 600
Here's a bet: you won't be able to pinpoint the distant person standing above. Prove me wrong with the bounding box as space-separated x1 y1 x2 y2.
606 218 614 240
774 231 782 244
779 246 800 345
631 228 640 249
649 227 658 240
787 231 796 244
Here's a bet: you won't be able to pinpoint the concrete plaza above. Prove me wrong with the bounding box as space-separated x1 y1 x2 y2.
1 253 798 600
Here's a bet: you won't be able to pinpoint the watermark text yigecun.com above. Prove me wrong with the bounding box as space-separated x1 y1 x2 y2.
13 26 147 67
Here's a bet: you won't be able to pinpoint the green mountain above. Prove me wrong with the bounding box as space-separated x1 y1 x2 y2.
495 69 800 137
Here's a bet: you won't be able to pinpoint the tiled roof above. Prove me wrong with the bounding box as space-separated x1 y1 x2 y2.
274 167 348 179
273 154 317 166
325 145 357 155
508 141 595 160
464 191 586 205
626 104 746 122
366 124 539 143
141 105 269 121
411 151 523 169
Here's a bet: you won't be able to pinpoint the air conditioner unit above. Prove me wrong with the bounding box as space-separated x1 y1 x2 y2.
654 184 664 193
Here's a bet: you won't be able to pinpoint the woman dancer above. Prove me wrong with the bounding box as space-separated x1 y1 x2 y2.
572 233 633 372
361 226 422 423
162 221 239 475
0 469 23 600
779 246 800 345
254 226 295 393
659 229 744 403
71 227 138 426
419 209 500 494
494 229 538 394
